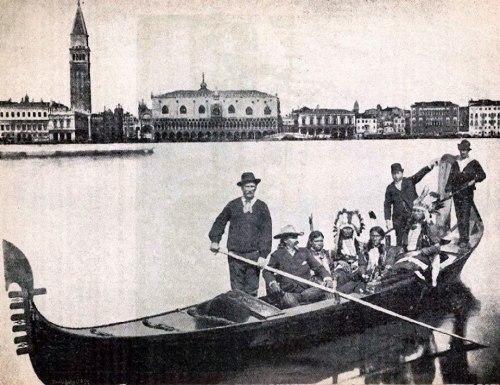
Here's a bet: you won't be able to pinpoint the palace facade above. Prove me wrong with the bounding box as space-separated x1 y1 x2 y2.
291 106 356 138
410 101 459 136
148 76 280 141
0 96 75 143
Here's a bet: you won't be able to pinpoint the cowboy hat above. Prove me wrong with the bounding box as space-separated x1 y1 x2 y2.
273 225 304 239
237 172 261 186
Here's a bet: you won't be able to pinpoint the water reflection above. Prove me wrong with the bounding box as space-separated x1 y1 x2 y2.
218 281 481 384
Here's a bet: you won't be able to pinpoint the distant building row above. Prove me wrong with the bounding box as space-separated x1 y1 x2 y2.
282 99 500 138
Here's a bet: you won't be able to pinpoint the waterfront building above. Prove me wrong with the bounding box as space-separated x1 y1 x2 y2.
0 95 75 143
149 75 280 141
355 112 378 136
281 113 296 132
138 100 153 140
378 107 406 135
47 102 76 142
91 105 129 142
410 101 459 136
459 106 469 134
293 106 356 138
123 112 140 140
468 99 500 137
70 1 92 141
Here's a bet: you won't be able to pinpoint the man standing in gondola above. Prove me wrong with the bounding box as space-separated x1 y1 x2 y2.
209 172 272 297
445 140 486 250
384 160 438 246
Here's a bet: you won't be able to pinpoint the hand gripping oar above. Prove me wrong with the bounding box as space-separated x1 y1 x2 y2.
433 180 476 206
217 249 488 348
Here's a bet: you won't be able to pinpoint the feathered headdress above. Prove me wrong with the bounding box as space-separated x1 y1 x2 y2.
413 186 443 223
333 209 365 237
413 186 443 214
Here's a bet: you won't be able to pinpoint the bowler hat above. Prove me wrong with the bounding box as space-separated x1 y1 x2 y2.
457 139 471 151
274 225 304 239
391 163 404 173
237 172 261 187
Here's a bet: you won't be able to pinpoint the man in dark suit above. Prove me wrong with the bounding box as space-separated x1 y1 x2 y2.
445 140 486 249
384 161 437 246
263 225 335 308
209 172 272 296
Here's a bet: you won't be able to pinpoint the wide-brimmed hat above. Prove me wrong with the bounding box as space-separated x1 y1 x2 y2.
457 139 471 151
237 172 261 187
274 225 304 239
391 163 404 173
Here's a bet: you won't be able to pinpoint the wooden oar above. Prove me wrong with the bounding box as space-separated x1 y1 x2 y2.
433 180 476 206
217 249 488 348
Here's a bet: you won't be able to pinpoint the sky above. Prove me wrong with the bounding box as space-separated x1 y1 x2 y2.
0 0 499 115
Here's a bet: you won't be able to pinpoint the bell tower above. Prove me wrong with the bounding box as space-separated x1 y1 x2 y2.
70 0 91 112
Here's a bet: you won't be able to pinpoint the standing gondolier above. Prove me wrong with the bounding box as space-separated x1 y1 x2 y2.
384 160 438 246
445 140 486 250
209 172 272 296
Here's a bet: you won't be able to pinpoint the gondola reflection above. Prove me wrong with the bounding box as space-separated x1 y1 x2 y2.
217 281 481 384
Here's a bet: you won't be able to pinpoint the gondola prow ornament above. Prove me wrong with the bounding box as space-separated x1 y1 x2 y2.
4 240 46 355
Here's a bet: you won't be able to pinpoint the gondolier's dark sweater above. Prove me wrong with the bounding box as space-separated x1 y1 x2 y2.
209 198 272 259
445 159 486 195
384 166 432 224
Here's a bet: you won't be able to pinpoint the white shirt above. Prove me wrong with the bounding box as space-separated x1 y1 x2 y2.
407 223 422 251
241 197 257 213
341 238 357 257
456 156 474 172
367 248 381 273
395 180 402 191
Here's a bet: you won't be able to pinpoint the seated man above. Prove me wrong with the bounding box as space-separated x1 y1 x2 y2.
264 225 336 309
332 210 365 273
359 226 404 292
331 210 367 293
359 226 403 280
391 188 442 287
306 230 345 296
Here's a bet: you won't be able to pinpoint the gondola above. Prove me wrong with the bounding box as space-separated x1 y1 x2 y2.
3 155 484 384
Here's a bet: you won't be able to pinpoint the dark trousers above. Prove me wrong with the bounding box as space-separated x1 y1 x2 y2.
280 287 337 309
453 192 473 244
227 251 260 297
394 219 408 247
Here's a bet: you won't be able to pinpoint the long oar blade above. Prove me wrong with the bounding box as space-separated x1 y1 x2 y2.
219 249 488 348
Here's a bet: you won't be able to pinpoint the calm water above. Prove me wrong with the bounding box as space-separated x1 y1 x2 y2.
0 139 498 384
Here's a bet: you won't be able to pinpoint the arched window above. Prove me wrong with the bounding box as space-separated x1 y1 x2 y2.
162 105 169 114
228 105 235 114
246 107 253 116
198 105 206 114
212 106 221 116
180 105 187 114
264 106 271 115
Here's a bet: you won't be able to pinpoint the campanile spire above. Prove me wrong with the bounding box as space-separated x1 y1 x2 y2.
70 0 91 112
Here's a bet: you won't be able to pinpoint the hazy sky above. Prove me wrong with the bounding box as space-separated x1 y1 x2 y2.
0 0 499 114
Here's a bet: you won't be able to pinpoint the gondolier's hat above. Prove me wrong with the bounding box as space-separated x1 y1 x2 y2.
457 139 471 151
390 163 404 173
274 225 304 239
237 172 261 186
